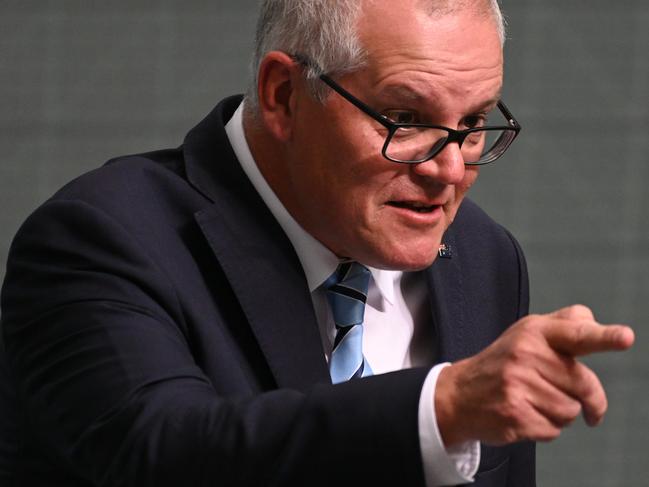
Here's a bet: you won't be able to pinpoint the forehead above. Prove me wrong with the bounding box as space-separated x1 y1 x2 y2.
356 1 503 104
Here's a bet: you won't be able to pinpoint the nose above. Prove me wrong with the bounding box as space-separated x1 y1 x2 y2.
410 141 465 184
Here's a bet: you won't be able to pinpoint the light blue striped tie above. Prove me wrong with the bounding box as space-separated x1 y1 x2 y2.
325 262 373 384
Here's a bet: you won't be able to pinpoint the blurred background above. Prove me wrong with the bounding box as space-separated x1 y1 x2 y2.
0 1 646 484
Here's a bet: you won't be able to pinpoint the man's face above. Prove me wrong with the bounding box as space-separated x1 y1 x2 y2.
281 2 503 270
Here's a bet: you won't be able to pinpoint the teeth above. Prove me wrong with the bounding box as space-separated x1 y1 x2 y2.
390 201 435 212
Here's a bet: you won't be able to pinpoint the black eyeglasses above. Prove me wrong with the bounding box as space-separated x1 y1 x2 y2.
294 55 521 165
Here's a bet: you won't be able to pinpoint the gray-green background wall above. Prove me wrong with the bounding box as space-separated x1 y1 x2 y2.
1 1 647 484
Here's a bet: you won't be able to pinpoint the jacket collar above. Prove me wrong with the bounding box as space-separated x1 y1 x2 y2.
184 96 330 391
424 205 479 364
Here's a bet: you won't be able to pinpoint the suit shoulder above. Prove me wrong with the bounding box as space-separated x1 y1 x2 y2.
52 147 187 204
453 198 518 246
15 146 211 251
454 198 501 229
450 198 527 282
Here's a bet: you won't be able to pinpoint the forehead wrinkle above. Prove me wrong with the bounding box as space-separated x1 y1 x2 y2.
369 44 503 80
357 5 504 87
373 63 502 108
354 4 504 115
359 10 503 66
366 38 503 85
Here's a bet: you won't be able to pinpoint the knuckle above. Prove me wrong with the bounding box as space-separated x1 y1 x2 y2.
579 379 596 400
501 426 520 444
521 313 543 324
500 362 523 391
563 304 594 320
566 321 594 350
567 401 582 420
572 322 588 343
500 393 526 428
537 426 562 443
559 401 581 425
508 315 541 339
578 367 605 404
505 334 539 364
518 314 543 333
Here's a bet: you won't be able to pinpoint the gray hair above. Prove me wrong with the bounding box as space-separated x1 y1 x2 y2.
245 0 506 113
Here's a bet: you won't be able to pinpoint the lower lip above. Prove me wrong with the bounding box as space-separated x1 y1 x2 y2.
386 204 444 225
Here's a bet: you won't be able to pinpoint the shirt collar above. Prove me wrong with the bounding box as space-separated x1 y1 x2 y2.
370 267 397 305
224 101 397 305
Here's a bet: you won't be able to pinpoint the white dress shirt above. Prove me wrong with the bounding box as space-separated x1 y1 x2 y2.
225 101 479 486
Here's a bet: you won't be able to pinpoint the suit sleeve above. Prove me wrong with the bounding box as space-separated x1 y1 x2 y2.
1 199 429 487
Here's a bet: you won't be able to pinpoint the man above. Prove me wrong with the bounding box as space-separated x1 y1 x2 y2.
0 0 634 486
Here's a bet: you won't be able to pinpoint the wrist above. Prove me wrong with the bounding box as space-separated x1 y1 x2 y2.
434 362 467 447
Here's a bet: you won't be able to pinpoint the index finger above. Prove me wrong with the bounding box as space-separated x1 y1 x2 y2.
543 319 635 357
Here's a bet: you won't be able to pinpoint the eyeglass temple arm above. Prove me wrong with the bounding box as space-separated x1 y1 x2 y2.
291 54 394 130
317 74 394 129
497 100 521 129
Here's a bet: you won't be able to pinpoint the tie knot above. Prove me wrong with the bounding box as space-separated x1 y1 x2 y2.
325 262 370 328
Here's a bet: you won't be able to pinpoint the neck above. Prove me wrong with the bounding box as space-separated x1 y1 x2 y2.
242 106 296 219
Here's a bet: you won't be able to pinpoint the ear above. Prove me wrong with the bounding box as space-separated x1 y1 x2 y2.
256 51 301 142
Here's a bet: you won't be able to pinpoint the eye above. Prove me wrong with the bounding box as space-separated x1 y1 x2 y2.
383 109 420 124
462 114 487 129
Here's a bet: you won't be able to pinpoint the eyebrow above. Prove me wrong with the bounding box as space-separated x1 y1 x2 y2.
379 84 428 103
379 84 502 113
475 93 502 112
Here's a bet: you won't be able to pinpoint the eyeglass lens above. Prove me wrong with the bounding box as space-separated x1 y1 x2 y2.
386 127 515 164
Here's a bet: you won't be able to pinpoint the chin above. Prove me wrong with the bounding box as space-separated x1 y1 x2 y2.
365 244 440 271
346 226 444 271
392 254 438 272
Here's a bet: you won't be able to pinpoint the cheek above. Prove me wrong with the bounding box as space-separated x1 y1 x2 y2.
291 139 383 227
291 105 400 226
457 166 480 200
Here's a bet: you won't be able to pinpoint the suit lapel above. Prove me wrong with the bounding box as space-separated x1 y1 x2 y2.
425 225 475 363
427 213 519 478
185 96 330 391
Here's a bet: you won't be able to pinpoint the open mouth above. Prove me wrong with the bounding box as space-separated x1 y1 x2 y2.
387 201 440 213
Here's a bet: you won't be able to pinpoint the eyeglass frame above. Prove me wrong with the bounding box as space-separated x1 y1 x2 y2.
292 54 522 166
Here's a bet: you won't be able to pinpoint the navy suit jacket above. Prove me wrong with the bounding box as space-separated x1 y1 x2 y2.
0 95 534 486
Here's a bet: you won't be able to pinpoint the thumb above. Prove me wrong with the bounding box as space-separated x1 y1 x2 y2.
549 304 595 321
